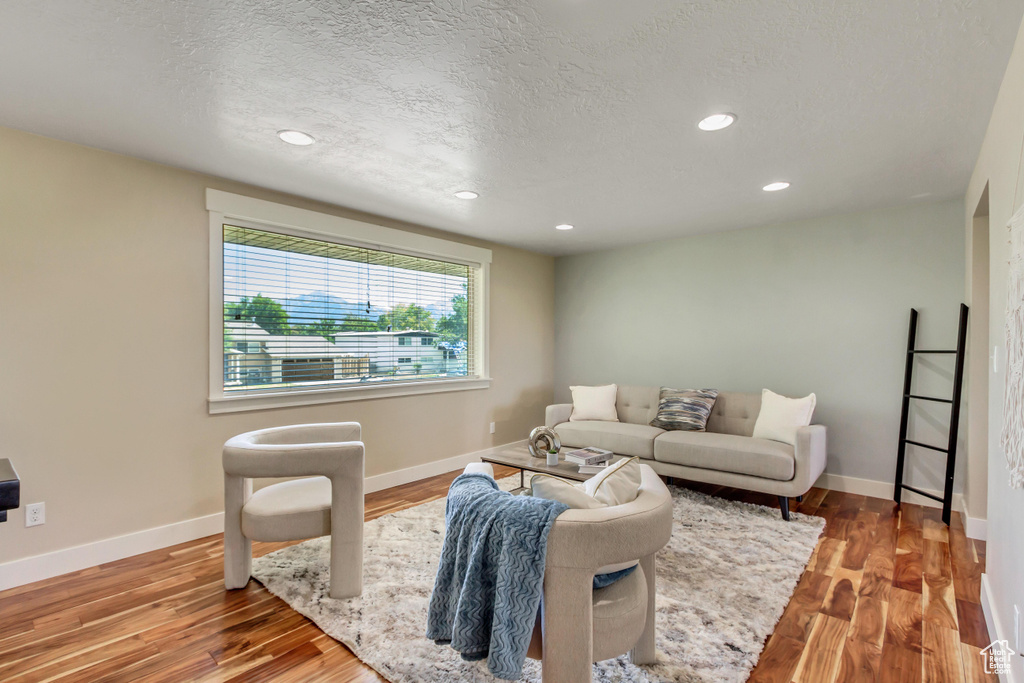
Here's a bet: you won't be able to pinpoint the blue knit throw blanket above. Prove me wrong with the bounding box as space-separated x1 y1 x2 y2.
426 473 569 680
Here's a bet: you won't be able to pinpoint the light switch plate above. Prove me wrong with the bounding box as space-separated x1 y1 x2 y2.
1015 604 1021 652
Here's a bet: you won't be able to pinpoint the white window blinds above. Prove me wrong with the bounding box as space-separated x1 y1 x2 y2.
222 224 476 395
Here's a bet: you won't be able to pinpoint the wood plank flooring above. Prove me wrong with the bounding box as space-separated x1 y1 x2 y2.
0 468 992 682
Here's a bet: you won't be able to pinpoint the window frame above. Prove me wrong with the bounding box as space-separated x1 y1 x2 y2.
207 189 491 414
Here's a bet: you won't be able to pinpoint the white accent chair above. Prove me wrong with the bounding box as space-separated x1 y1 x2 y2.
222 422 364 599
525 464 673 682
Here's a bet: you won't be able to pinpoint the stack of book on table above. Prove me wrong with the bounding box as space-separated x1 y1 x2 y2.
564 447 613 474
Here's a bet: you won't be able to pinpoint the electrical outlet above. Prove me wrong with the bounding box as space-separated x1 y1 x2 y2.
489 422 496 435
25 502 45 527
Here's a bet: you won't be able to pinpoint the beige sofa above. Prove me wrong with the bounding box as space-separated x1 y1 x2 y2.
546 386 826 520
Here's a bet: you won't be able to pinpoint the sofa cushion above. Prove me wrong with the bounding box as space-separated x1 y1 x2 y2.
653 431 795 481
615 385 661 425
705 391 762 436
555 421 665 459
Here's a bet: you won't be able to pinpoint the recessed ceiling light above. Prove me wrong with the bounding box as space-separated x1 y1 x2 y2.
454 190 479 199
762 181 790 192
555 224 574 231
277 130 315 146
697 113 736 131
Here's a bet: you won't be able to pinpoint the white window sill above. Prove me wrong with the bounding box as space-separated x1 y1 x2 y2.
208 377 492 414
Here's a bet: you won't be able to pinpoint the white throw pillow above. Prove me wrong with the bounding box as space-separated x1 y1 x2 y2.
583 457 642 506
530 474 607 509
530 461 643 575
752 389 817 446
569 384 619 422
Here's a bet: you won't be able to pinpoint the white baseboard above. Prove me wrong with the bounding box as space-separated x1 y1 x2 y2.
813 472 986 539
960 496 989 541
981 573 1019 683
0 440 524 593
0 511 225 593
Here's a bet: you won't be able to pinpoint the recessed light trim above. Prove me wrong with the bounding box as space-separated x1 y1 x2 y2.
697 113 736 131
454 190 479 199
762 181 791 192
555 224 574 231
277 130 315 146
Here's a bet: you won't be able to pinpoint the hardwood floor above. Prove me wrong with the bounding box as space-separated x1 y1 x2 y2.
0 468 992 682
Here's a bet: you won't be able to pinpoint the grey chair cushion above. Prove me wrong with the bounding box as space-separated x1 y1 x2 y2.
653 431 795 481
241 476 332 541
705 391 762 436
555 421 665 459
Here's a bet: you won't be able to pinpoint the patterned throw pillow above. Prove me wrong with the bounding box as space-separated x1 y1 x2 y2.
650 388 719 431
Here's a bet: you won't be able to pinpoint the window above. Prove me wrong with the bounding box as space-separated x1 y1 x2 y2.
208 190 491 413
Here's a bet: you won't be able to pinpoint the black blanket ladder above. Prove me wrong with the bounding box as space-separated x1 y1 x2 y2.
893 304 969 525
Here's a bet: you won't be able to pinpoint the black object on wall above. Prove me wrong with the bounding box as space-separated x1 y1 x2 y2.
893 304 969 525
0 458 20 523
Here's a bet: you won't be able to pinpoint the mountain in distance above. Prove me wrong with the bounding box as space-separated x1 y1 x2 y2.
282 291 454 325
282 291 382 325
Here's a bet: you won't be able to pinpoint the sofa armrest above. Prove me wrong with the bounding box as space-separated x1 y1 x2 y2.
546 403 573 428
793 425 827 495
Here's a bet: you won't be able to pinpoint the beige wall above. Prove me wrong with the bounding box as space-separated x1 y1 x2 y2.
554 200 966 492
0 126 555 564
965 13 1024 676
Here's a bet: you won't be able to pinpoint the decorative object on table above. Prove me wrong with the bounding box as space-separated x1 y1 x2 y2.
222 422 365 599
564 446 613 466
0 458 20 524
1003 203 1024 488
650 387 719 431
568 384 619 422
752 389 817 446
252 474 823 683
527 426 560 459
546 449 559 466
578 462 610 475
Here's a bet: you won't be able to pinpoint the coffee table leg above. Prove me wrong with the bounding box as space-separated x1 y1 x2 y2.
520 469 524 489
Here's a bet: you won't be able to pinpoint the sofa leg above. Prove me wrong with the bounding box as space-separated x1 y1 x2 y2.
778 496 790 521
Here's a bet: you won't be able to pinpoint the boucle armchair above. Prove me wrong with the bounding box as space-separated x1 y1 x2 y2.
526 464 673 682
222 422 364 599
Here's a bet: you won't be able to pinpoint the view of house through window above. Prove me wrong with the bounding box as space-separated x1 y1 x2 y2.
222 225 474 394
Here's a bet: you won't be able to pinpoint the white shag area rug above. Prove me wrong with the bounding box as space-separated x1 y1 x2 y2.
252 478 824 683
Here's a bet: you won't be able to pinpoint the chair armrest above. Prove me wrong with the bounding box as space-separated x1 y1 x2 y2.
546 403 573 428
223 440 364 479
793 425 827 494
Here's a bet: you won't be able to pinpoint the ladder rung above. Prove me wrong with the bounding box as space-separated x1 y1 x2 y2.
905 394 953 404
902 438 949 453
900 484 945 503
908 349 957 354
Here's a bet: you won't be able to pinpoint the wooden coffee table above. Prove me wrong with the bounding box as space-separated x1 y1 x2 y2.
480 443 625 492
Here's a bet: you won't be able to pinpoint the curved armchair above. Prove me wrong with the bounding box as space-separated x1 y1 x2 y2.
527 464 674 682
222 422 364 599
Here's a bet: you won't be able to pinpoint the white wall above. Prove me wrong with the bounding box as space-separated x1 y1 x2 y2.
554 200 966 496
965 12 1024 678
0 126 554 569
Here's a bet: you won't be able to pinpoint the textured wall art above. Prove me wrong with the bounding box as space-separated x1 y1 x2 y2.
1001 205 1024 489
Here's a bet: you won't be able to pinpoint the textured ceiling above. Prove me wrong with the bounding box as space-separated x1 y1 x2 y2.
0 1 1021 255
